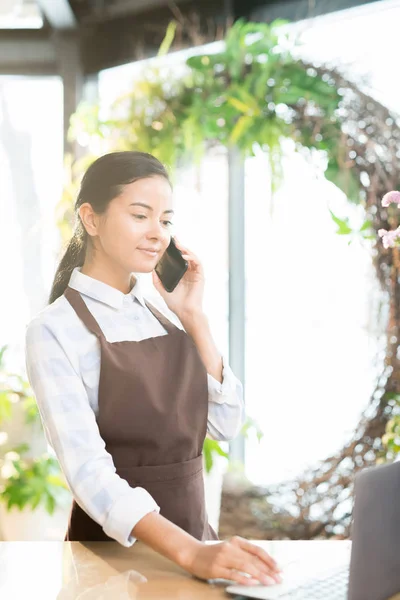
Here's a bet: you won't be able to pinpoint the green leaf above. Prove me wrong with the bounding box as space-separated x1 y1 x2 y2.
359 220 372 232
235 86 262 112
329 210 352 235
203 440 213 473
157 20 177 57
270 18 290 30
47 474 69 490
337 226 353 236
11 460 25 476
203 438 228 473
22 396 40 424
45 492 56 515
1 455 71 513
11 443 30 455
0 345 8 367
325 162 360 204
253 68 272 100
31 493 42 510
0 391 12 423
230 115 253 144
227 97 252 114
241 416 264 441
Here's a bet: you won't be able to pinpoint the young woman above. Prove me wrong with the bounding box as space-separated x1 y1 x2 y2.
25 151 281 586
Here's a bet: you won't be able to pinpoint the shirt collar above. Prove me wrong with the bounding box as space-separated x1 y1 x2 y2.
68 267 146 309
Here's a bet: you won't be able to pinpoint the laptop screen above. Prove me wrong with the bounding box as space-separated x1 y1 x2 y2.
348 460 400 600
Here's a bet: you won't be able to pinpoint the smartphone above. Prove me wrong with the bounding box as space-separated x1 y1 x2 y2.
155 238 188 292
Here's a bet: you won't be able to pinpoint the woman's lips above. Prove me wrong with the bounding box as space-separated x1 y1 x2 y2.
137 248 160 258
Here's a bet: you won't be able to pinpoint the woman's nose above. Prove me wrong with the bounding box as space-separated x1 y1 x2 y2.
147 220 168 240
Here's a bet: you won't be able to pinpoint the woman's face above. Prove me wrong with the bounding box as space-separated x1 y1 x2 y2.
85 175 174 275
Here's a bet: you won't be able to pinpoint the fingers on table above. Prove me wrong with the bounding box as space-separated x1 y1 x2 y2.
235 537 280 571
219 567 260 586
227 552 278 586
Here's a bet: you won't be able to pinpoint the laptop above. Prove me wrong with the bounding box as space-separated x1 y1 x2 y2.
225 460 400 600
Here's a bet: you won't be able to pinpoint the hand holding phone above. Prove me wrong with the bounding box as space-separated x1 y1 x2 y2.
155 238 189 292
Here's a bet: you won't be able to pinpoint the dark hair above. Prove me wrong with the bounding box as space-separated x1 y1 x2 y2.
49 151 170 304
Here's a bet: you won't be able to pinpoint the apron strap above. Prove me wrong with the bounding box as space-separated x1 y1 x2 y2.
145 301 177 334
65 286 177 338
64 287 105 340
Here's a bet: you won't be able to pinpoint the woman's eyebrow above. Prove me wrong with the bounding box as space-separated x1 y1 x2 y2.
130 202 174 214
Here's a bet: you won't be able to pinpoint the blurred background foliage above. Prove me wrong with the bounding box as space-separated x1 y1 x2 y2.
0 346 70 515
55 18 400 538
58 19 352 241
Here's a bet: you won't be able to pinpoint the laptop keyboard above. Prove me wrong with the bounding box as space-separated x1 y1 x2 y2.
276 565 349 600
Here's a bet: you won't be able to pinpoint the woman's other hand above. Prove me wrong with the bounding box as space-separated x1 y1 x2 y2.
180 536 282 587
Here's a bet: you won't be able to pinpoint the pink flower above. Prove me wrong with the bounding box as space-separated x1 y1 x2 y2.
382 191 400 207
378 227 400 249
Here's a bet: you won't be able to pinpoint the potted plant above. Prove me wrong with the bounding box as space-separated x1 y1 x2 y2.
0 345 72 540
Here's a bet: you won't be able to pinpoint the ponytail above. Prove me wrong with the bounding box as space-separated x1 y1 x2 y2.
48 221 87 304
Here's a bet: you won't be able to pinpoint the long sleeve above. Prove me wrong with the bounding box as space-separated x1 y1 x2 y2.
25 317 160 547
206 355 245 442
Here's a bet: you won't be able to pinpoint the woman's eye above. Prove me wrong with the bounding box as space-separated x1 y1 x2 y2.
132 214 172 227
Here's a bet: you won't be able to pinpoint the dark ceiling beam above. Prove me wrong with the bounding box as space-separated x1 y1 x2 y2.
0 0 386 77
81 0 194 22
80 0 385 74
0 30 57 75
80 0 229 74
36 0 77 30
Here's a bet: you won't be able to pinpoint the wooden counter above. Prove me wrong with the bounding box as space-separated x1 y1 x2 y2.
0 540 352 599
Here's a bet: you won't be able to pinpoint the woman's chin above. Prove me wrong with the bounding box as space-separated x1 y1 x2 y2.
131 263 157 274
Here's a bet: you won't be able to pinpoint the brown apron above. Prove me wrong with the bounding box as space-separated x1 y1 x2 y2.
63 286 218 542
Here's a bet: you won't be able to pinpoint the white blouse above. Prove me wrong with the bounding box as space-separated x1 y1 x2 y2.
25 268 244 547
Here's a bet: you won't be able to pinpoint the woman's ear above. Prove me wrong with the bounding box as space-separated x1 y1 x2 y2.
79 203 99 237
